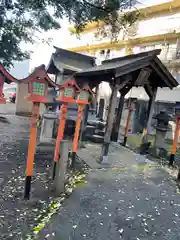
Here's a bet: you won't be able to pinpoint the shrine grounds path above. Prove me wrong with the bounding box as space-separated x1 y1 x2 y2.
1 104 180 240
39 144 180 240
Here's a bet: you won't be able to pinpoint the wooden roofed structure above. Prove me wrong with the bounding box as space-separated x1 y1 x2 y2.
74 49 179 163
47 47 95 85
75 49 177 89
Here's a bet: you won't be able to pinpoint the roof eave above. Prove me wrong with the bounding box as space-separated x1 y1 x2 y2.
46 54 59 74
102 49 161 65
153 57 179 89
53 46 96 62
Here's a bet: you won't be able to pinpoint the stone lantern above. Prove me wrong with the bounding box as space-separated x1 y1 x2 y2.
153 110 171 157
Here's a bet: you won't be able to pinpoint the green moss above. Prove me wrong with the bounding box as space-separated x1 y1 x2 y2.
76 180 87 188
25 171 87 240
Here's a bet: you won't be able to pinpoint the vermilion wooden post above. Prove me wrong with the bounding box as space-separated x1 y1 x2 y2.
53 79 81 178
169 117 180 166
169 102 180 166
71 85 93 168
123 108 133 146
24 102 40 199
71 104 84 168
23 65 57 199
0 64 58 199
123 98 136 147
53 103 68 179
54 81 93 171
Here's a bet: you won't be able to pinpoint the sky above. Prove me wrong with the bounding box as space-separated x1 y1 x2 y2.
28 18 77 71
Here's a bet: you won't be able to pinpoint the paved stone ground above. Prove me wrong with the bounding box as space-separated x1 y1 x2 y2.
39 144 180 240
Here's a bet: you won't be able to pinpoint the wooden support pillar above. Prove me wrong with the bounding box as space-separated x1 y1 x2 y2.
95 85 99 114
79 104 89 145
142 87 157 143
111 82 132 142
100 83 118 163
111 93 125 142
147 97 153 120
97 98 105 120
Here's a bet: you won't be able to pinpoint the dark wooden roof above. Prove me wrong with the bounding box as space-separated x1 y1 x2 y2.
74 49 178 89
47 46 95 75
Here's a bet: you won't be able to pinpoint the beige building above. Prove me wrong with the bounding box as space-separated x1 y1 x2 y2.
68 0 180 104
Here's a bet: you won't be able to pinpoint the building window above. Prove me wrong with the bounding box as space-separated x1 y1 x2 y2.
105 49 111 60
100 50 105 56
176 71 180 84
177 51 180 59
140 46 146 52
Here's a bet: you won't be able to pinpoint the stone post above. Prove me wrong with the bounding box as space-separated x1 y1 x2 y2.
54 140 68 195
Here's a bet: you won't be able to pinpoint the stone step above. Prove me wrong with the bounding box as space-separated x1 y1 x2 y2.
87 120 97 127
85 125 97 135
88 134 104 143
95 129 105 136
87 120 106 130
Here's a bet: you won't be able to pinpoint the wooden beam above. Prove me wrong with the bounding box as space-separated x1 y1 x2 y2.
116 75 132 91
134 68 152 87
100 82 118 163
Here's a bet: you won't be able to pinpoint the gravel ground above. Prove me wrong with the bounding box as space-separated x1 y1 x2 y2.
39 145 180 240
0 104 58 239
